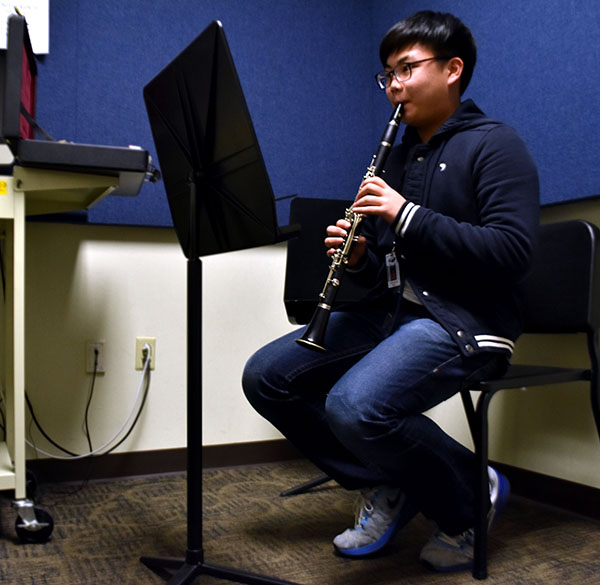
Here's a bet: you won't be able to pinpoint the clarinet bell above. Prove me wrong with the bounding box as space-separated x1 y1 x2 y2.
295 306 330 352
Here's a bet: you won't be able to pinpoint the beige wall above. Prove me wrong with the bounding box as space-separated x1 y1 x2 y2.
22 223 293 458
16 197 600 489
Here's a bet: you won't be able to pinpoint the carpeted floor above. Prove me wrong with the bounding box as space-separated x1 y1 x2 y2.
0 459 599 584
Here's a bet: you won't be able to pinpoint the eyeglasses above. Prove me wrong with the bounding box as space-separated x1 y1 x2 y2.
375 57 448 90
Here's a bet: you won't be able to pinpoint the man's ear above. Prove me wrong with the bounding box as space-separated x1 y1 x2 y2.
447 57 464 88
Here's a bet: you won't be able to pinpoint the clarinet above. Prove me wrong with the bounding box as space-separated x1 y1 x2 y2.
295 103 403 351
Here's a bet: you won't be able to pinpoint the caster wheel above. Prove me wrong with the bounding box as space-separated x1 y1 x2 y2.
15 506 54 544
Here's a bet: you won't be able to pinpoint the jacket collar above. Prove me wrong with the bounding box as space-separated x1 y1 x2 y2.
401 99 495 147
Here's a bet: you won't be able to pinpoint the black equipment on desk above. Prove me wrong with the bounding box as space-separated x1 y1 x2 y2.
0 14 150 197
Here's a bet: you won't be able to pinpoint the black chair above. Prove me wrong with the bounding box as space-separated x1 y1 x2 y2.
462 219 600 579
283 210 600 579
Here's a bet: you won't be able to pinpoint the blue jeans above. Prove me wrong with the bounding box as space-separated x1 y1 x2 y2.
242 300 507 535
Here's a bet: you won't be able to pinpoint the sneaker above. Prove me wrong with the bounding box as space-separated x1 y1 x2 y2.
419 467 510 572
487 466 510 529
333 486 416 557
420 528 475 572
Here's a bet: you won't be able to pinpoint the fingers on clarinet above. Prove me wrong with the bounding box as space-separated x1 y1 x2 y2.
324 236 343 249
326 226 347 239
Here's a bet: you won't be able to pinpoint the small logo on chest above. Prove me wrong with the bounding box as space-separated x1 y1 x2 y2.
439 163 447 172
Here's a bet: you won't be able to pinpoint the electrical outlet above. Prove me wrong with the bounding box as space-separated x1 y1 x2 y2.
135 337 156 370
86 341 106 373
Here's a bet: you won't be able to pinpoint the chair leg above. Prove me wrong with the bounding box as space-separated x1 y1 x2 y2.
591 374 600 446
280 474 331 497
592 391 600 445
586 334 600 445
460 390 477 445
472 391 493 580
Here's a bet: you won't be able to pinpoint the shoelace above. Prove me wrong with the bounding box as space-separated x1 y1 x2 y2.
436 528 474 547
353 491 376 529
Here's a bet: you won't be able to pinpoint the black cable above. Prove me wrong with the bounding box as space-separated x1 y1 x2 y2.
96 362 151 457
21 352 152 506
26 350 152 459
83 349 98 452
44 362 151 503
25 392 78 456
19 103 56 141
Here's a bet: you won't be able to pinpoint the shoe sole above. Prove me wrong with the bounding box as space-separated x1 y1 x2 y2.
334 517 401 557
421 558 474 573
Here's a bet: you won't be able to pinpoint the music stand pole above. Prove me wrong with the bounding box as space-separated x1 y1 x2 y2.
141 183 302 585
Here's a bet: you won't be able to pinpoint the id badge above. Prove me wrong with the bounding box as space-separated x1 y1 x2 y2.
386 251 401 289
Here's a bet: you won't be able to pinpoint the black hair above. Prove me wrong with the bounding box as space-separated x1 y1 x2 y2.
379 11 477 94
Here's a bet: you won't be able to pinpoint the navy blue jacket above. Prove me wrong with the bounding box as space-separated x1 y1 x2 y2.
351 99 540 357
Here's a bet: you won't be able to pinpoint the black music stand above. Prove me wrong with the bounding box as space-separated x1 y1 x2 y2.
141 21 299 585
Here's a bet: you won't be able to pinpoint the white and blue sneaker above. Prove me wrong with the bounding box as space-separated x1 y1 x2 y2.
333 485 417 557
487 467 510 530
419 467 510 572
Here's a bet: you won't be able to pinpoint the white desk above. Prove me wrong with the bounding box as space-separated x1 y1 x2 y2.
0 167 122 539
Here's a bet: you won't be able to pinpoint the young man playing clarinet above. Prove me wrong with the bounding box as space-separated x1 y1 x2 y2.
242 10 539 572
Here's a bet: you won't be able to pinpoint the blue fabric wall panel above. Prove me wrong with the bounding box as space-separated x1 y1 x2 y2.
373 0 599 206
35 0 377 227
33 1 599 227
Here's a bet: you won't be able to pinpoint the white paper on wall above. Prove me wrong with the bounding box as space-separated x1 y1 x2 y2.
0 1 50 54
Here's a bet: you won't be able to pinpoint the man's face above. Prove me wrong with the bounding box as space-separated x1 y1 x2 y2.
384 42 461 141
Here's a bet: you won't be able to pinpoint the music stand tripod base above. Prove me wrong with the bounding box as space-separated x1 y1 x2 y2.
140 553 302 585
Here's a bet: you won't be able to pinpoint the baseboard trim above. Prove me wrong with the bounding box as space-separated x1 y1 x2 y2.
491 460 600 520
27 439 301 484
27 441 599 520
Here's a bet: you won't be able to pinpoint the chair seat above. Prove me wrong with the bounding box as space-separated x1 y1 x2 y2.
475 364 591 392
